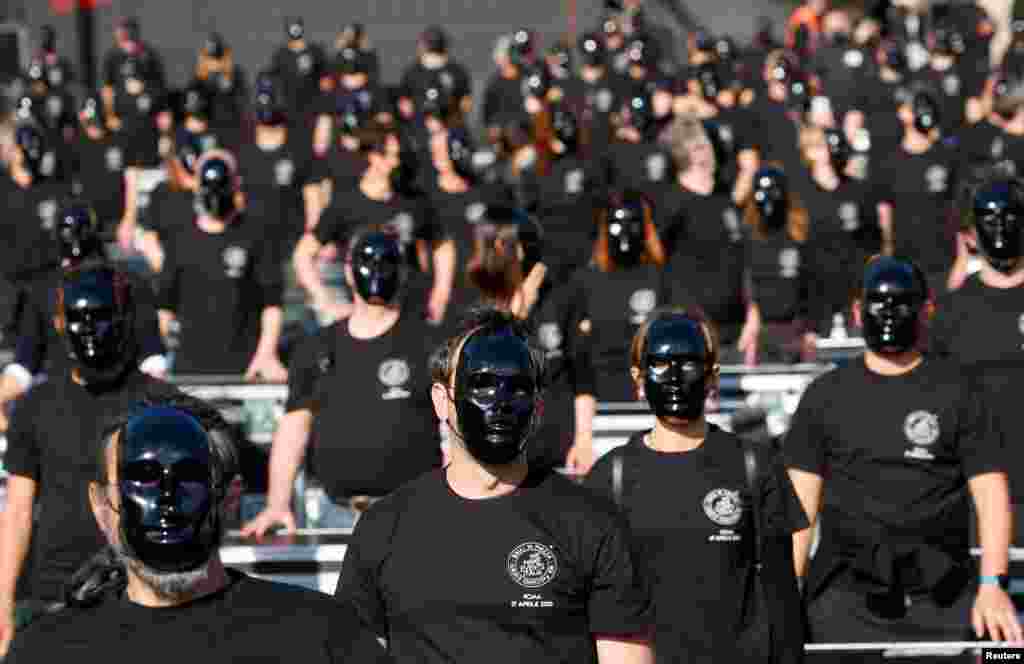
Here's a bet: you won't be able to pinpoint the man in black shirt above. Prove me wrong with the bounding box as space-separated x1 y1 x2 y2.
156 152 286 378
0 263 178 656
604 89 675 203
243 231 443 535
784 256 1021 656
398 26 473 123
5 394 388 663
270 17 328 124
294 122 455 324
336 307 653 663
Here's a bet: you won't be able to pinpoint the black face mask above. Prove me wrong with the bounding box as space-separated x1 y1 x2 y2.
973 180 1024 273
911 93 940 134
861 259 926 354
118 407 220 574
643 315 712 421
351 232 406 304
454 330 538 466
607 201 647 268
196 158 236 219
56 205 102 266
447 128 477 181
286 20 304 43
695 65 720 101
551 107 579 154
753 169 788 230
823 128 852 174
62 268 135 385
625 95 654 137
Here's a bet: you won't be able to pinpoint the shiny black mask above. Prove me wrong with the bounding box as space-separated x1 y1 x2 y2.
16 125 47 178
911 93 940 134
454 330 538 465
447 128 478 181
643 315 712 421
196 157 236 219
579 33 606 66
286 19 305 42
753 168 789 230
862 258 927 354
973 180 1024 273
695 64 720 101
625 93 654 136
350 232 406 304
607 200 647 268
62 268 134 383
118 407 220 574
823 128 852 174
56 204 102 266
551 106 579 154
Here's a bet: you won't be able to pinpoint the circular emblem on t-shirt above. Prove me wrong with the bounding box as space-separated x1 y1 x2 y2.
39 152 56 178
564 168 584 195
646 153 667 182
390 212 414 243
275 159 295 187
629 289 657 323
439 71 454 90
46 95 63 119
538 322 563 352
466 202 487 222
37 199 57 230
378 358 410 388
925 165 948 194
943 75 961 97
48 68 63 87
106 146 124 172
506 542 558 589
718 124 734 147
992 138 1006 159
596 88 613 113
722 208 741 239
906 42 930 71
904 410 940 447
843 49 864 68
779 248 800 278
136 94 152 113
223 246 249 278
838 202 860 232
703 488 743 527
297 53 313 74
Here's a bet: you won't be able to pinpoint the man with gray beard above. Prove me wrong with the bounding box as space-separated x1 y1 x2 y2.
5 394 390 663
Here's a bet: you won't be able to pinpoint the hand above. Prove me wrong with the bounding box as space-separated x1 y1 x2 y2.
245 352 288 383
973 584 1024 644
0 601 14 657
955 230 974 259
106 115 122 132
737 149 759 173
116 221 136 253
565 436 596 477
877 202 893 235
738 326 759 367
800 332 818 363
240 506 297 539
426 288 450 324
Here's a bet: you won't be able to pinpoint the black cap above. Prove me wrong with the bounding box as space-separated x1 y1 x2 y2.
421 25 448 54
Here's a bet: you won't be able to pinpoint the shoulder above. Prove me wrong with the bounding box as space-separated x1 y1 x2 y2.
8 606 108 657
290 322 344 370
532 469 623 526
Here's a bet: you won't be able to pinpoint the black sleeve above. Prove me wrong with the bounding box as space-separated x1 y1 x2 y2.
4 393 40 480
586 510 652 635
780 376 830 475
314 204 346 247
758 446 810 536
582 450 617 502
13 285 48 374
928 294 955 358
957 375 1007 479
154 249 180 312
414 198 446 245
334 500 396 638
285 332 323 413
102 52 118 87
326 602 392 664
482 77 500 128
257 241 285 309
132 276 166 360
453 63 472 101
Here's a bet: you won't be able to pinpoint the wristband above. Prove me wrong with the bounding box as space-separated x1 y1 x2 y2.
979 574 1009 590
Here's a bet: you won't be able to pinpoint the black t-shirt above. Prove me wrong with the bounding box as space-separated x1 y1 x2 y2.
313 145 367 193
271 43 328 114
954 121 1024 178
315 187 443 272
426 180 512 286
783 358 1005 597
7 179 73 281
400 61 472 105
912 62 986 136
603 139 675 203
658 185 743 258
930 276 1024 502
745 97 802 174
286 315 443 499
140 182 194 254
564 71 631 158
6 570 389 664
570 263 666 402
71 132 128 229
585 427 807 663
4 371 179 601
482 72 527 130
237 138 315 256
664 247 747 346
336 468 652 663
743 229 811 324
155 216 284 375
856 77 908 158
872 141 958 277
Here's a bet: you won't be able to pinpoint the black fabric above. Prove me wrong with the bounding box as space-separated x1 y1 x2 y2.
425 180 513 288
313 145 367 193
603 139 675 203
400 61 472 106
270 43 328 115
3 371 179 601
285 315 443 499
782 358 1005 602
658 186 743 259
336 468 652 663
4 179 73 282
664 247 747 348
155 215 283 375
6 569 389 663
139 183 194 253
70 133 128 231
481 73 527 130
585 428 807 663
743 230 812 325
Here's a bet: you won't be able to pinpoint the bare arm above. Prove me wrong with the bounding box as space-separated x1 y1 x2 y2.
157 309 176 340
313 115 332 157
293 233 331 306
595 637 655 664
140 230 164 273
0 476 36 655
255 306 283 359
240 410 313 537
428 239 457 323
118 167 140 250
787 468 824 580
302 183 323 233
970 472 1012 579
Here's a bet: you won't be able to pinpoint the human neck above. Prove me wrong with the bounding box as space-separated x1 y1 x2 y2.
197 216 228 233
125 556 230 608
646 417 707 452
864 349 923 376
902 129 932 154
438 171 469 193
678 169 714 195
931 55 955 71
347 301 400 338
360 172 392 201
421 52 447 69
811 162 840 190
581 65 604 82
255 125 286 149
979 261 1024 289
446 449 529 499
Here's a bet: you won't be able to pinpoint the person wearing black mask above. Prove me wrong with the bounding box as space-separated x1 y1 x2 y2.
243 230 444 535
586 309 807 663
336 306 654 663
932 174 1024 541
569 191 666 406
569 31 629 160
785 255 1022 659
35 25 74 91
270 17 328 132
919 21 985 135
313 45 393 157
21 58 76 153
739 165 816 365
604 89 675 203
850 39 911 157
5 395 389 663
399 25 473 123
155 151 286 379
0 263 179 657
873 85 960 292
333 23 380 85
0 203 166 429
173 84 225 175
482 32 530 148
744 51 809 174
192 32 248 148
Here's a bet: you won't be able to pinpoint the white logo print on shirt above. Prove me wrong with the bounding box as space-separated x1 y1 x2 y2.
223 246 248 278
704 488 743 542
903 410 940 460
274 159 295 187
629 289 657 325
507 542 558 590
378 358 411 400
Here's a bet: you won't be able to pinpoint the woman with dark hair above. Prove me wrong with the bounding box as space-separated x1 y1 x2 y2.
570 190 667 408
585 308 807 663
739 165 816 364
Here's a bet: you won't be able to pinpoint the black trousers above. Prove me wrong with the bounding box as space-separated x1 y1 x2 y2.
805 582 978 664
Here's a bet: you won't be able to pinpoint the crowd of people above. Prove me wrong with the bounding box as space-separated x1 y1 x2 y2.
0 0 1023 660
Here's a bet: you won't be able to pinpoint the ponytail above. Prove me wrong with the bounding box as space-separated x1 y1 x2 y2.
63 547 128 609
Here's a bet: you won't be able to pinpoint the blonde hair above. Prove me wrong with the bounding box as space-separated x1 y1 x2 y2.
666 114 715 174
